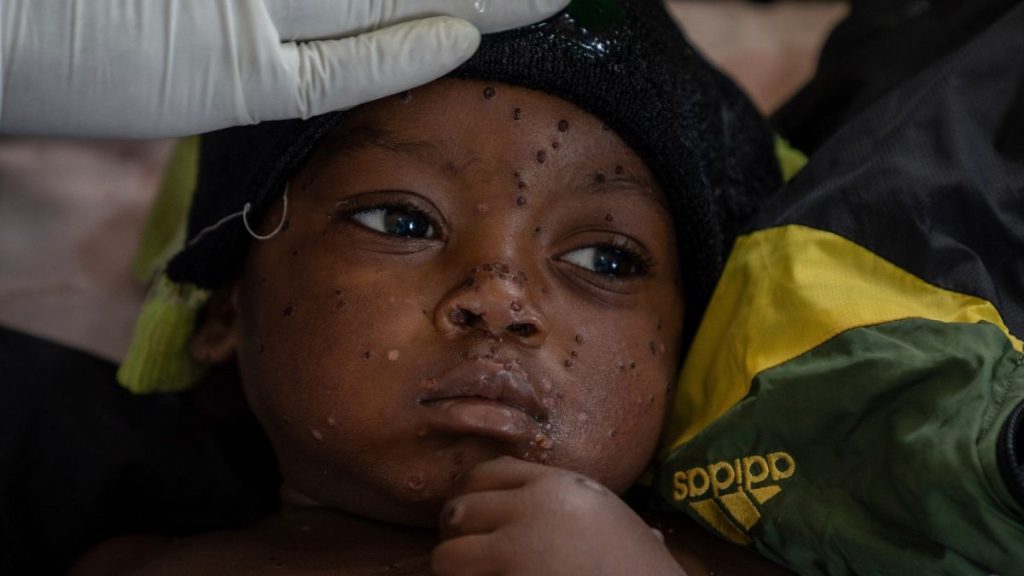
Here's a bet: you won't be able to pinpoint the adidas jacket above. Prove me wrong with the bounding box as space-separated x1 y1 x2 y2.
658 4 1024 575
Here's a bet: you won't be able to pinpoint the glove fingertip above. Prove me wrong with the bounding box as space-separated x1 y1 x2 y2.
432 16 482 59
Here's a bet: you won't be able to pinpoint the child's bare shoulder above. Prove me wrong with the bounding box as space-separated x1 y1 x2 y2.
72 509 436 576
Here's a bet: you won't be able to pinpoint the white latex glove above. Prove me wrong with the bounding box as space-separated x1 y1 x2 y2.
0 0 569 138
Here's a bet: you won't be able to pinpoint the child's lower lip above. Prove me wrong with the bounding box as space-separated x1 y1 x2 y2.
419 397 539 442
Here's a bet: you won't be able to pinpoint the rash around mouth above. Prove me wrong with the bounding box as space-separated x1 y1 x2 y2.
419 396 540 443
417 359 548 443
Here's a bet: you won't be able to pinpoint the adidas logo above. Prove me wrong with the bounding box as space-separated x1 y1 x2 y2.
671 452 796 545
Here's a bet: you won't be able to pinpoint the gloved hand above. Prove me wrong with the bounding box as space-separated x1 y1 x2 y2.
0 0 569 138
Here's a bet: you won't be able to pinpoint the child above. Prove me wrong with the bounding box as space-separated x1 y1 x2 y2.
80 1 783 573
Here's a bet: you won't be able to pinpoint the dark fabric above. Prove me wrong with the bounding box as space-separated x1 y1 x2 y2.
751 0 1024 337
774 0 1022 153
166 0 781 345
999 398 1024 508
0 327 278 575
167 113 344 293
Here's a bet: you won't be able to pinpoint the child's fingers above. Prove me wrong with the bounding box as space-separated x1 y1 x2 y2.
455 455 549 494
438 489 520 539
431 532 499 576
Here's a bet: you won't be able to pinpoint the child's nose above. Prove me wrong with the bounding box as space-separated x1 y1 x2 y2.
434 266 547 346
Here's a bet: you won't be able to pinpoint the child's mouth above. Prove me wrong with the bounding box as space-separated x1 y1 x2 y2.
417 359 547 443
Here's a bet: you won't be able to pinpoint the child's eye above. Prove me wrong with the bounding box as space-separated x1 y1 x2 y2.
350 206 437 239
560 244 650 278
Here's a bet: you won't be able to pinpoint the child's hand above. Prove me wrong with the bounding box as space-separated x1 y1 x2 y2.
432 456 688 576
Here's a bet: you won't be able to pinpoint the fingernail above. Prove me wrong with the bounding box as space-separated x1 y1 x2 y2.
651 527 665 544
574 476 608 494
444 503 463 526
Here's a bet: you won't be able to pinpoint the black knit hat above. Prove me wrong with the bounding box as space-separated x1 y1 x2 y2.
167 0 781 341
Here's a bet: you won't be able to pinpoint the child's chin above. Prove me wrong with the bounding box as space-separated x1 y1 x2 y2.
350 490 453 529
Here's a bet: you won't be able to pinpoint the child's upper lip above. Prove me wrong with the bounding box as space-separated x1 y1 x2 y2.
418 358 547 421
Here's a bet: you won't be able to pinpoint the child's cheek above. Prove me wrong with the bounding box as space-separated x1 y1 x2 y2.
237 246 406 439
540 317 674 492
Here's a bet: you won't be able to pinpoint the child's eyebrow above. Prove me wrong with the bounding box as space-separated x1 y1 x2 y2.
572 170 668 208
323 123 442 166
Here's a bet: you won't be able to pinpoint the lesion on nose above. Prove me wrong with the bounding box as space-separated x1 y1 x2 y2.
447 306 481 328
506 322 538 338
447 306 540 339
437 263 548 344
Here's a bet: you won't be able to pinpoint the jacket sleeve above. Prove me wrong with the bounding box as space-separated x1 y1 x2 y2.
657 3 1024 573
658 319 1024 576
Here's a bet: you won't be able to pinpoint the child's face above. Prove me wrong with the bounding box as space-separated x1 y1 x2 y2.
201 79 684 525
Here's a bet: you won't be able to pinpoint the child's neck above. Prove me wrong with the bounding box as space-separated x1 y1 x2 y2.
250 506 437 575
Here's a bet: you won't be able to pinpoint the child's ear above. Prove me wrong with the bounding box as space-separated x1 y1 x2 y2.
189 284 240 365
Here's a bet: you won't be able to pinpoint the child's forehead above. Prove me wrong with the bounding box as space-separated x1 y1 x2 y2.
310 79 662 199
341 80 609 148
